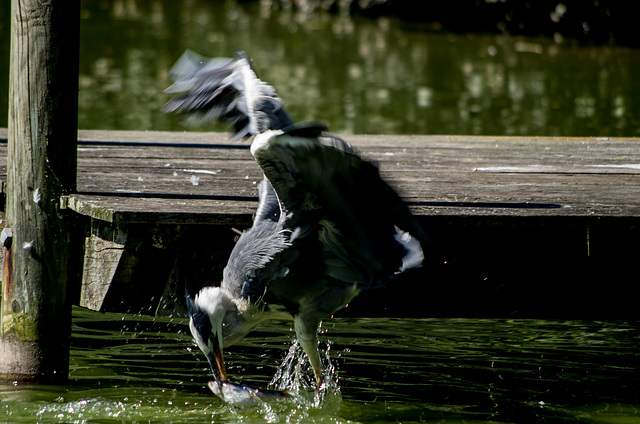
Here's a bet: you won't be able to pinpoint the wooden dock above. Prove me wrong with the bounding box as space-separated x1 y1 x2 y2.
1 128 639 318
2 128 639 221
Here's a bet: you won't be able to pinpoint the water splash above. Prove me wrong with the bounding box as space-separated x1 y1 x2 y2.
196 339 345 423
24 394 222 423
270 339 340 402
7 310 637 423
202 338 345 422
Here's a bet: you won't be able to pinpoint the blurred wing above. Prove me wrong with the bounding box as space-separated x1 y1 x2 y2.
163 50 294 139
251 126 428 289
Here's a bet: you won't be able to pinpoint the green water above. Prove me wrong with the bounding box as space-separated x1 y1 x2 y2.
1 307 639 423
1 0 640 136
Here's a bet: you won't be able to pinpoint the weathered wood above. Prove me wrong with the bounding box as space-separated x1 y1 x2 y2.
1 129 640 222
0 129 639 317
80 229 126 311
0 0 80 382
67 131 640 222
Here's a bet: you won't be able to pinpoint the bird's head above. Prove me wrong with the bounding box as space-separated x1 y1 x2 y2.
186 286 239 385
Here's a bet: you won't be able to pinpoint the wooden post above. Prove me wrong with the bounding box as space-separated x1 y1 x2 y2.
0 0 80 381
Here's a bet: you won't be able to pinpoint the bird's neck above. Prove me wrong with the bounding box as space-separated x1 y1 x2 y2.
221 298 286 347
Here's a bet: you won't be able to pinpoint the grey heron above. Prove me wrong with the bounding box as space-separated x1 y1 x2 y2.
164 50 429 388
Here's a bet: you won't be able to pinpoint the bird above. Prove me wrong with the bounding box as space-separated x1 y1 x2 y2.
164 50 429 388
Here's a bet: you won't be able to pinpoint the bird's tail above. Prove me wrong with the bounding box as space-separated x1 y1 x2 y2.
163 50 294 139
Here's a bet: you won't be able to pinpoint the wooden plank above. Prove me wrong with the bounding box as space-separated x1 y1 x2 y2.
63 194 256 225
1 129 639 223
80 234 125 311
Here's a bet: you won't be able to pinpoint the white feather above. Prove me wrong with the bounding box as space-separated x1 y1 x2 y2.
393 226 424 273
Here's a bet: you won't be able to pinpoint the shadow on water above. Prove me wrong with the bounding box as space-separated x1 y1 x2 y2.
2 307 639 423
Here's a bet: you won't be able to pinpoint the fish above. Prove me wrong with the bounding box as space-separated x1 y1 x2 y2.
207 380 291 406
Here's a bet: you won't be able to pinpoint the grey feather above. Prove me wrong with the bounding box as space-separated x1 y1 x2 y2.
163 50 294 139
168 51 429 389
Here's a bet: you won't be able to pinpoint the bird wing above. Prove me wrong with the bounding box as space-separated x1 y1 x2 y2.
250 125 429 290
163 50 294 139
254 178 281 223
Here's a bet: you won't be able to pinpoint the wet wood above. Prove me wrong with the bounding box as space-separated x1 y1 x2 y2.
1 129 639 223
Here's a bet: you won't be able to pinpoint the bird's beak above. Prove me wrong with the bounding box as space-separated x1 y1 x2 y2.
206 333 228 385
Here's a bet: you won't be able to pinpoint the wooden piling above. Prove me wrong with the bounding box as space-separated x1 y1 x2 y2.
0 0 80 381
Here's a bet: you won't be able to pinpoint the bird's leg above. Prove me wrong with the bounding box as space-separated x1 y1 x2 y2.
294 315 323 388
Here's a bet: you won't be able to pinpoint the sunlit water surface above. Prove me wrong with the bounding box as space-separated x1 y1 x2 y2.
1 307 638 423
